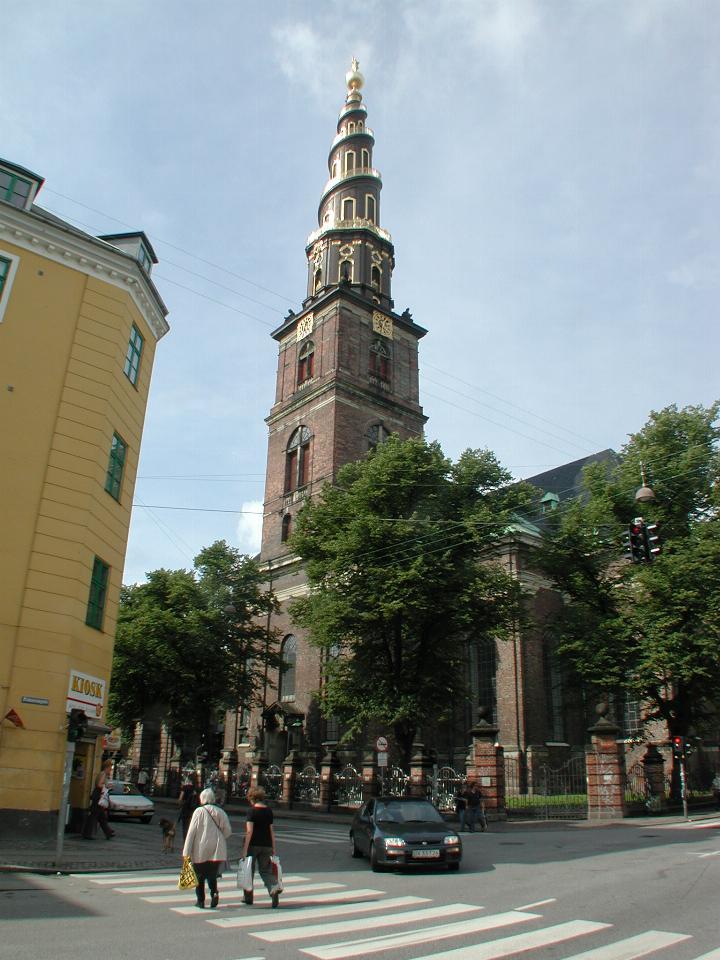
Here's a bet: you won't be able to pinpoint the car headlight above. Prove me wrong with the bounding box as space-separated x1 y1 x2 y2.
383 837 406 848
443 835 461 845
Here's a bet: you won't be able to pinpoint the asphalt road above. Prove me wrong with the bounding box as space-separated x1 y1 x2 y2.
2 814 719 960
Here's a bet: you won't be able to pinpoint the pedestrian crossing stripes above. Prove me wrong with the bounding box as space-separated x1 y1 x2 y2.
76 869 716 960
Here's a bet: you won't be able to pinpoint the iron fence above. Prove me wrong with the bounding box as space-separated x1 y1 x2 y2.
505 754 587 820
333 763 362 806
294 764 321 803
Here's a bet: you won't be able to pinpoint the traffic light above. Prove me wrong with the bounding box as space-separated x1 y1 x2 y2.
628 520 647 563
67 709 88 742
644 521 661 560
671 735 685 759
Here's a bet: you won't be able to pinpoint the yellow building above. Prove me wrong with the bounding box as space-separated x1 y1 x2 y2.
0 158 169 835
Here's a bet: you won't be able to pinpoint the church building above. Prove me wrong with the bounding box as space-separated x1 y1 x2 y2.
230 63 597 777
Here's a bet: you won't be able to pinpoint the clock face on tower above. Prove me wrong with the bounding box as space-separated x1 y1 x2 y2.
372 311 393 340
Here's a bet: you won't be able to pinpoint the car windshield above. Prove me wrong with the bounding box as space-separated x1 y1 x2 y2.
108 781 142 797
376 800 444 823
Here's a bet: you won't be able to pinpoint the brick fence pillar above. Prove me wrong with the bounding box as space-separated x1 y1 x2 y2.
409 742 434 800
281 749 301 805
361 751 379 802
642 744 666 814
586 715 627 820
465 712 506 821
318 743 339 810
250 750 267 790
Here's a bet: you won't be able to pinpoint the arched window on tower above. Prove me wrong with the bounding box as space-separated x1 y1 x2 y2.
297 340 315 384
279 635 297 701
345 151 356 174
361 148 370 168
367 423 391 451
314 267 322 293
331 160 338 179
365 195 376 223
285 425 312 493
342 197 355 221
347 121 356 134
281 513 292 543
371 265 382 291
369 338 390 381
339 259 353 283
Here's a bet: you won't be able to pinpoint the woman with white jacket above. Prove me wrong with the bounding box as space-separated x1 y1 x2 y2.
182 787 232 908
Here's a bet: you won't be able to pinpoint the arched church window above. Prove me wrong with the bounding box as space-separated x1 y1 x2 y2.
285 425 312 493
361 148 370 168
342 197 355 221
347 121 356 134
367 423 391 451
297 340 315 384
369 338 390 380
365 195 376 223
279 635 297 701
345 151 356 174
314 267 323 293
469 638 497 725
331 160 338 179
371 265 381 290
281 513 292 543
339 259 353 282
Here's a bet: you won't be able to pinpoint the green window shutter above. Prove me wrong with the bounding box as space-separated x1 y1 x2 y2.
123 324 144 385
104 433 127 501
86 557 110 631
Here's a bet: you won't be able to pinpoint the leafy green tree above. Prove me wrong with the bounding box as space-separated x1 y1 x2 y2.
108 541 277 756
537 403 720 741
290 436 531 764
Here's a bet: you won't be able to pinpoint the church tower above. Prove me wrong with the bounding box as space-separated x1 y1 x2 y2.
252 62 427 761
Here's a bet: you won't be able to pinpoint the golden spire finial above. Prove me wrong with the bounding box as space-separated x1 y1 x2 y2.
345 58 364 102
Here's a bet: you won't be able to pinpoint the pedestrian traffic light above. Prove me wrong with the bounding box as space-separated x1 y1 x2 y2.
628 520 647 563
671 735 685 759
644 521 661 560
67 709 88 742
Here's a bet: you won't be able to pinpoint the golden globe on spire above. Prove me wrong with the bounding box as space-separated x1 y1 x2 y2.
345 57 364 102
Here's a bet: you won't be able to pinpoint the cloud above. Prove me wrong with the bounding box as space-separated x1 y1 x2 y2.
237 500 263 556
667 255 720 291
271 21 327 101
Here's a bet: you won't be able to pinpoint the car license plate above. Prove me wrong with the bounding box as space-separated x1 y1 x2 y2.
412 849 440 859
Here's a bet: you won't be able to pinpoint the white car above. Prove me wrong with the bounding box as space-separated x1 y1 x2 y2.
106 780 155 823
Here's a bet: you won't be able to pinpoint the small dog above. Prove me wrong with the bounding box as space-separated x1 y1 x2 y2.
159 818 176 853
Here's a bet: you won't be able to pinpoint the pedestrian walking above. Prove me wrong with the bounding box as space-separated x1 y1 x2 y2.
454 786 467 832
82 761 115 840
466 783 487 832
182 787 232 909
137 768 149 794
178 777 199 839
242 785 280 908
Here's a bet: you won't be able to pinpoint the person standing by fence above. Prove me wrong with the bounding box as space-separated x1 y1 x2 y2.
466 783 488 832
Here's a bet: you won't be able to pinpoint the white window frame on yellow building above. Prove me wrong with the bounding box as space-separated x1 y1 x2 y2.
0 248 20 322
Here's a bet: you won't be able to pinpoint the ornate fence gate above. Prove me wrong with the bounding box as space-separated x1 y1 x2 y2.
333 763 363 807
293 765 321 803
262 763 283 801
505 754 587 820
428 766 464 811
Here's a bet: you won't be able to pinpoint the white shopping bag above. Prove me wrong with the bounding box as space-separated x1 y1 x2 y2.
270 854 283 894
237 855 253 892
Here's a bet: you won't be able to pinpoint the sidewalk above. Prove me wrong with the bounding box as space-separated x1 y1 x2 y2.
1 800 716 875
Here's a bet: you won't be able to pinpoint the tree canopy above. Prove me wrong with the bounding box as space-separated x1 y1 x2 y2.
289 435 532 763
537 402 720 739
108 540 277 757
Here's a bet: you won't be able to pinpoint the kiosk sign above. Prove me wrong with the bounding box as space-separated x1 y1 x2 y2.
66 670 106 717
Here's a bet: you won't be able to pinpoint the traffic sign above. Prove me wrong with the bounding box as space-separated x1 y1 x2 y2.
377 751 388 767
376 735 388 752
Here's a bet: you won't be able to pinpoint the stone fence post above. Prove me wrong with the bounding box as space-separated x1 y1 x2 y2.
409 742 434 799
586 714 627 820
465 711 506 821
281 749 302 805
318 743 339 810
361 751 379 803
642 744 666 814
250 750 267 791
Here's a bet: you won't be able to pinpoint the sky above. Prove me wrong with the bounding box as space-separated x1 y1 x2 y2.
4 0 718 585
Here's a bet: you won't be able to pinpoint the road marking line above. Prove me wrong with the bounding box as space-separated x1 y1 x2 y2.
146 881 343 904
299 910 542 959
690 951 720 959
696 850 720 858
118 875 312 894
82 872 179 884
253 902 484 942
388 920 613 960
187 888 386 916
206 896 429 928
515 898 557 911
559 930 693 959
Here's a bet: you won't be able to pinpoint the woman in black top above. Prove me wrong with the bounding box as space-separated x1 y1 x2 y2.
242 785 279 907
